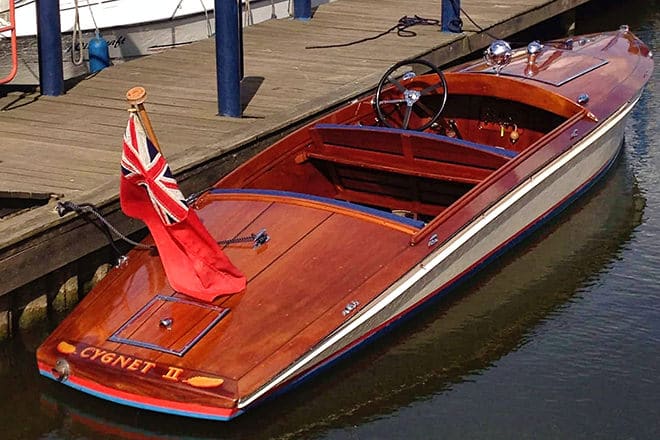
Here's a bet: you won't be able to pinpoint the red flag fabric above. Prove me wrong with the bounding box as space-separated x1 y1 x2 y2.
120 112 246 301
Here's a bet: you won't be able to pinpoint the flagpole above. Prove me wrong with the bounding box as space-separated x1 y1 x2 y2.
126 86 161 152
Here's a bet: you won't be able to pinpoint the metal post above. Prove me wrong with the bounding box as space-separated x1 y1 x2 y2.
215 0 241 117
441 0 462 33
293 0 311 20
36 0 64 95
237 0 244 80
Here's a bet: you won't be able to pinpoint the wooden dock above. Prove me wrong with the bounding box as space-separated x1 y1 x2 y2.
0 0 592 301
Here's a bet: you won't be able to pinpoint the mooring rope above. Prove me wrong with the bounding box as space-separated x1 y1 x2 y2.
85 0 100 35
455 1 503 41
306 2 506 51
199 0 213 38
306 15 442 49
71 0 84 65
56 200 267 252
57 200 153 250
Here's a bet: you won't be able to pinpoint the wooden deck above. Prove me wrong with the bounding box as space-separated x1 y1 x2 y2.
0 0 592 298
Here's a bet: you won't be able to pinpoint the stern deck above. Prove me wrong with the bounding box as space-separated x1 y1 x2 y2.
37 190 421 414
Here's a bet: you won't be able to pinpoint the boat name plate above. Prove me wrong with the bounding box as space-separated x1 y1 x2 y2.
52 340 226 390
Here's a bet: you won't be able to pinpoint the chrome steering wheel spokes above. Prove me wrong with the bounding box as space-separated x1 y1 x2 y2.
403 89 421 107
375 59 448 131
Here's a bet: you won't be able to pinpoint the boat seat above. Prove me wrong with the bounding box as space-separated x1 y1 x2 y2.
303 124 516 185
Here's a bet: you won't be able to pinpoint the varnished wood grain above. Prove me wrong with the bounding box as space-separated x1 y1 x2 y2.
37 197 415 408
35 28 653 416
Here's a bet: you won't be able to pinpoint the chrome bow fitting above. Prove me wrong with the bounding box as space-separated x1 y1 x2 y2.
484 40 513 75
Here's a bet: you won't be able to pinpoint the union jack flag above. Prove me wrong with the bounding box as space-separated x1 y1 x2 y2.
118 111 246 300
120 112 188 225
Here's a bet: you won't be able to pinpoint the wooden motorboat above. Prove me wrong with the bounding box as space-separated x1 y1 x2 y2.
35 158 643 437
36 27 653 421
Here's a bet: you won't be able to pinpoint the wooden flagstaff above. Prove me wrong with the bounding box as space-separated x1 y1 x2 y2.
126 86 161 151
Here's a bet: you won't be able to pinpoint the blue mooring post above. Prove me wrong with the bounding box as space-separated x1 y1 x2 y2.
36 0 64 95
293 0 311 20
237 0 244 80
215 0 241 117
441 0 462 33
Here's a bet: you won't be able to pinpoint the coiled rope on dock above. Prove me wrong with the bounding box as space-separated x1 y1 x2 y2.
305 1 503 50
306 15 442 49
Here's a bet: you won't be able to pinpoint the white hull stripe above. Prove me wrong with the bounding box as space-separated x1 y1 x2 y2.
239 96 639 408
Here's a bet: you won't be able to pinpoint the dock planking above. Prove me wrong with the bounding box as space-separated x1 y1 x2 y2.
0 0 592 298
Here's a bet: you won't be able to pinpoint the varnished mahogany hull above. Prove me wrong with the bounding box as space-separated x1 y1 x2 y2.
238 94 637 410
36 29 652 420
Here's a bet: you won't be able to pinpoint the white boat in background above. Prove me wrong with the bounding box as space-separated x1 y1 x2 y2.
0 0 322 85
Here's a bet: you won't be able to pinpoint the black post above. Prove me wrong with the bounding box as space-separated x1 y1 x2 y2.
215 0 241 117
36 0 64 95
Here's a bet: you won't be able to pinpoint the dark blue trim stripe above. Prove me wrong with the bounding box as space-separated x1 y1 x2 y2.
312 123 519 158
38 369 240 421
210 188 426 229
42 147 621 421
248 143 624 412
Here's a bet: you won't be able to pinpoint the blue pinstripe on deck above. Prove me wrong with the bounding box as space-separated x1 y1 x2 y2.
209 188 426 229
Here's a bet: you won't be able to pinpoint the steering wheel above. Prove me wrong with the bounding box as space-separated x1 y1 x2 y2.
374 59 448 131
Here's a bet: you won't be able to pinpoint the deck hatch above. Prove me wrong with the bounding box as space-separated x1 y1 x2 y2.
108 295 229 357
464 51 608 86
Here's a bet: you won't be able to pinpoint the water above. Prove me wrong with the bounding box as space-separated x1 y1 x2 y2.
1 1 658 438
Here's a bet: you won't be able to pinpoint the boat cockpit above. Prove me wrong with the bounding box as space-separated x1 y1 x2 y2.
221 55 591 227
